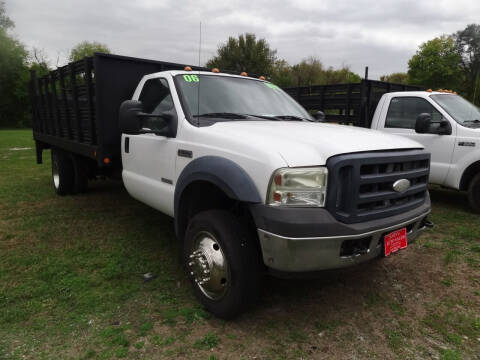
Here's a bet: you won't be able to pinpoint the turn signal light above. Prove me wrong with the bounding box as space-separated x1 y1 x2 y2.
104 157 110 164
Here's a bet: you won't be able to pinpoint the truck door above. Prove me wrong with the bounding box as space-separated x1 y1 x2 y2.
379 96 456 185
122 77 177 216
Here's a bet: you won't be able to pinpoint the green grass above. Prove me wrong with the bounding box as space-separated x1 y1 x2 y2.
1 129 480 359
193 332 219 350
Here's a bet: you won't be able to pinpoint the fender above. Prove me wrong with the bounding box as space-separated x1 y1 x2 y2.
174 156 262 236
445 148 480 190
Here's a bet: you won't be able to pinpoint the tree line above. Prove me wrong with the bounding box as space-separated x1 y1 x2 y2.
206 34 361 87
0 1 110 128
1 0 479 128
381 25 480 105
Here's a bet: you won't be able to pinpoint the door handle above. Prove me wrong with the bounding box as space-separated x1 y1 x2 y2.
125 137 130 153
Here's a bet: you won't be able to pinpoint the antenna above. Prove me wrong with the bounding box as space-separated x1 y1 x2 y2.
473 72 479 105
197 21 202 126
198 21 202 67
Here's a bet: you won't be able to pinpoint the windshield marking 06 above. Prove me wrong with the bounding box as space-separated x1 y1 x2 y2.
183 74 199 82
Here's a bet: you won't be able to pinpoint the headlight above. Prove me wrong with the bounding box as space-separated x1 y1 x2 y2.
267 167 328 207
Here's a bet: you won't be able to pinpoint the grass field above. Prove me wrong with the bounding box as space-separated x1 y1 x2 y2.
0 129 479 360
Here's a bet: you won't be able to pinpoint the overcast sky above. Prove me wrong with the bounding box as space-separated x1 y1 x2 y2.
5 0 480 79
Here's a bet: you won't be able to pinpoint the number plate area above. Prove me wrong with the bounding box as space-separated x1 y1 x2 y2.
384 228 407 256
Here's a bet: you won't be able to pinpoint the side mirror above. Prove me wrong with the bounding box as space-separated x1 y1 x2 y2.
140 110 177 138
315 111 326 122
437 120 452 135
415 113 452 135
415 113 431 134
119 100 142 134
119 100 178 137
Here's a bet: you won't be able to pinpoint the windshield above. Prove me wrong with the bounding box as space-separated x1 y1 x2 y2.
175 74 313 122
430 94 480 127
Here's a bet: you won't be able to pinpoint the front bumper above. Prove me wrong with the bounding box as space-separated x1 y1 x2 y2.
250 196 431 272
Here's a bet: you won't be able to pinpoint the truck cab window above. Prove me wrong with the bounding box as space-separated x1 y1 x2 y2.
139 78 175 131
385 97 443 129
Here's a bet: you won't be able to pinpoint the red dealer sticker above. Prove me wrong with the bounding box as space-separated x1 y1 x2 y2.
384 228 407 256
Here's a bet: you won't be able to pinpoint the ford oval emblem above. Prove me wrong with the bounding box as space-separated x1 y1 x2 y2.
393 179 411 193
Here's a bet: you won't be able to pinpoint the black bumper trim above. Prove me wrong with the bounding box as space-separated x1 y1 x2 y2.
249 191 431 238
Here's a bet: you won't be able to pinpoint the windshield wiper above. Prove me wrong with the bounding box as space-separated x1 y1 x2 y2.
193 113 313 122
193 112 248 119
244 114 283 121
273 115 313 122
245 114 313 122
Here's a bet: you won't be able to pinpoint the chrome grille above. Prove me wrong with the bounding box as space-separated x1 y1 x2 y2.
326 150 430 224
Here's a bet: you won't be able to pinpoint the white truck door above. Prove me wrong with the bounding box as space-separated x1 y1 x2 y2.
378 96 456 185
122 77 177 216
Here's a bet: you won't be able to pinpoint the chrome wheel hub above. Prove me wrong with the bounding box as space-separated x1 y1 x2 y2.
52 160 60 189
188 231 229 300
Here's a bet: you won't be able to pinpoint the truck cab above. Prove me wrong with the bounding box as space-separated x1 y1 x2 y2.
372 91 480 211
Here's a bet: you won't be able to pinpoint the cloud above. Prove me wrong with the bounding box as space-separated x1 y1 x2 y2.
5 0 480 79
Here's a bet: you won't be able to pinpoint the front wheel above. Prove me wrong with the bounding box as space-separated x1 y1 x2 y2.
467 173 480 213
184 210 261 319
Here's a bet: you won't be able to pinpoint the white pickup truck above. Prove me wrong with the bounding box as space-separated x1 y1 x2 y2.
371 91 480 211
31 53 432 318
285 82 480 212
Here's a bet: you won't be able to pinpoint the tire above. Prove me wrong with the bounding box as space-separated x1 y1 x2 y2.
184 210 261 319
467 173 480 213
71 154 88 194
51 148 74 196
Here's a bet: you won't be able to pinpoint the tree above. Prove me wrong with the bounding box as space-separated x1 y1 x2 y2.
270 59 296 87
69 41 110 62
322 66 361 84
206 33 276 76
0 2 30 127
287 57 360 86
0 0 13 29
454 24 480 104
407 36 462 90
291 57 324 86
30 47 50 77
380 72 408 84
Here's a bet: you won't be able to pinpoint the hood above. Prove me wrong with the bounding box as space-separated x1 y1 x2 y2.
204 121 424 166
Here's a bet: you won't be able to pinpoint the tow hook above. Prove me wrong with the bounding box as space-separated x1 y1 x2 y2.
423 218 434 229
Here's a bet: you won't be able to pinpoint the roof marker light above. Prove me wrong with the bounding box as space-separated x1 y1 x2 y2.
212 68 220 73
426 89 432 92
259 76 266 80
240 72 248 77
184 66 192 71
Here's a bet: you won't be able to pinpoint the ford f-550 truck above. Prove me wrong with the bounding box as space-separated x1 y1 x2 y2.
30 53 431 318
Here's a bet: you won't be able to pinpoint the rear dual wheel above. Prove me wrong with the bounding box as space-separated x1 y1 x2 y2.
51 148 88 195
